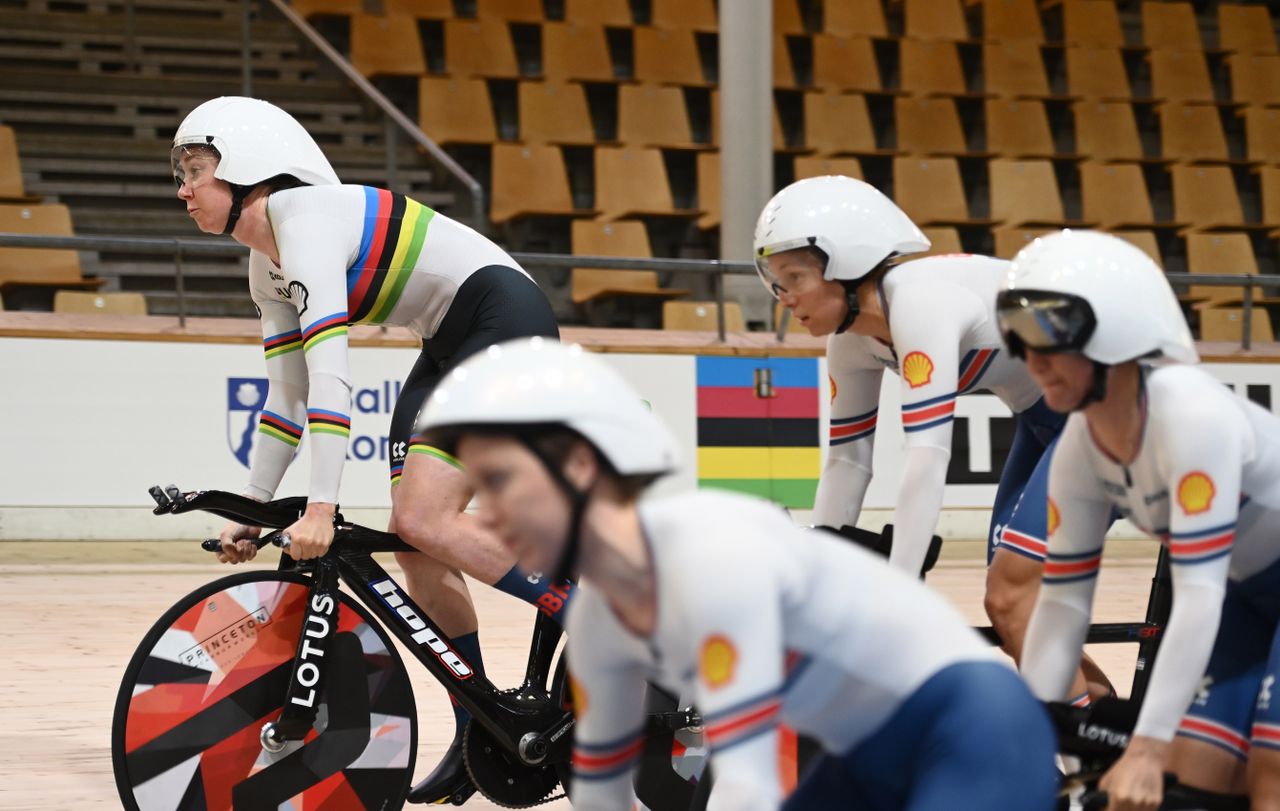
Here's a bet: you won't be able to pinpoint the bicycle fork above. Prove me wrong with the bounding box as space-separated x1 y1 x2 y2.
260 559 342 752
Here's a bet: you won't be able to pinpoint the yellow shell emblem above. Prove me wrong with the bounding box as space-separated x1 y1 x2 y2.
700 635 738 689
902 351 934 389
569 674 588 716
1177 472 1216 516
829 374 838 404
1048 498 1061 537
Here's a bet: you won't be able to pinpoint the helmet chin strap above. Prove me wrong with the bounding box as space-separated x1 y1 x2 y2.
1070 361 1111 412
521 440 592 584
221 183 254 236
834 280 861 334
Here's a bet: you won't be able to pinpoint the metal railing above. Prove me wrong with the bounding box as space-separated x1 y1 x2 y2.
2 232 1278 349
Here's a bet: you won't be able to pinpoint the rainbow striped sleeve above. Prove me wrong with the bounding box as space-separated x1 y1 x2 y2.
1168 522 1235 565
901 392 956 433
307 408 351 439
830 407 877 446
263 328 302 359
572 730 645 782
408 432 464 470
301 312 348 352
703 688 783 752
389 461 404 487
1042 547 1103 585
258 410 303 448
346 186 434 325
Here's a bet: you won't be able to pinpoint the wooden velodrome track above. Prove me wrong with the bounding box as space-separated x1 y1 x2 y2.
1 313 1276 809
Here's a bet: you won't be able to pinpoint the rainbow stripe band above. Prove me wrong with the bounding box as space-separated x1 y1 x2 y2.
389 462 404 486
958 348 998 394
830 408 877 446
1178 716 1249 760
1253 722 1280 751
258 410 304 447
999 528 1048 562
347 187 435 325
902 393 957 433
302 312 349 352
704 689 783 752
573 731 645 782
307 408 351 438
263 328 302 359
408 435 464 471
1043 548 1103 584
1168 522 1235 565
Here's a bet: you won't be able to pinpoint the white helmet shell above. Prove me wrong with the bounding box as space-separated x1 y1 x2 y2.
172 97 339 187
1008 230 1198 365
753 175 931 291
416 338 680 476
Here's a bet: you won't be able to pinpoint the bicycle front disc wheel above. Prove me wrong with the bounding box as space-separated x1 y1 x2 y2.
112 570 416 810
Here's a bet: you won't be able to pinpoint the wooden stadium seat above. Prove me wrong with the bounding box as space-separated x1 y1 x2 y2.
0 125 34 202
992 227 1056 258
1079 161 1160 228
1218 4 1277 54
1065 46 1131 100
805 92 878 155
650 0 717 32
1228 54 1280 106
697 151 720 229
443 18 519 78
351 13 427 77
541 22 615 83
53 291 147 316
921 226 964 255
518 81 595 145
475 0 543 22
570 220 690 304
663 300 746 332
383 0 453 18
633 27 708 86
1186 233 1259 305
1159 103 1228 163
0 203 102 292
1072 101 1143 161
989 158 1079 227
289 0 361 17
824 0 888 38
775 0 806 35
1062 0 1125 47
1243 107 1280 164
617 85 697 148
985 99 1055 157
1113 230 1163 266
982 0 1043 44
904 0 969 41
811 35 882 93
793 155 864 180
1148 49 1215 103
896 96 967 156
1141 2 1201 51
894 157 987 225
983 41 1051 98
595 146 696 220
1257 165 1280 225
490 144 590 222
562 0 632 27
774 34 797 89
1200 307 1274 343
1171 165 1247 231
899 39 968 96
418 78 497 145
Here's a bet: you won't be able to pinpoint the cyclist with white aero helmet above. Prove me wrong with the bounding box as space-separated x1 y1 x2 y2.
755 175 1110 703
414 337 1059 811
1009 231 1280 810
171 96 571 803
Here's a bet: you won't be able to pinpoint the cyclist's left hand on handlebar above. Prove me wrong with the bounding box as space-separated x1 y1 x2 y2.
283 503 337 561
1098 736 1169 811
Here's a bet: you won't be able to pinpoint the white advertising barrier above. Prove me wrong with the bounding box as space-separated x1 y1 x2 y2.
3 335 1280 540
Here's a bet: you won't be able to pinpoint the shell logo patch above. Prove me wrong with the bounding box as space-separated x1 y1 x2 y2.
1177 472 1216 515
902 351 934 389
829 374 838 404
569 674 588 716
1048 497 1061 537
700 635 738 689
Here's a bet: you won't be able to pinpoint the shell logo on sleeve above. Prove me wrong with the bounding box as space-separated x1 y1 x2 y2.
700 635 738 689
829 374 838 404
902 351 934 388
569 674 588 716
1048 498 1061 537
1177 472 1216 515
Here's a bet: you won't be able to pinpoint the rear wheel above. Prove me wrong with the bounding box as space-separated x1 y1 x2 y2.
112 570 416 810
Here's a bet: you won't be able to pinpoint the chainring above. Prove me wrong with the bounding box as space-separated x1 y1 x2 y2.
462 718 565 808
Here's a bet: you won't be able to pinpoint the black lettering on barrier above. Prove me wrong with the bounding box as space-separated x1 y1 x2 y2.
945 416 1015 485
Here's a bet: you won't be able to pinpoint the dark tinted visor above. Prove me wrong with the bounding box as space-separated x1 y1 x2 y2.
995 289 1097 359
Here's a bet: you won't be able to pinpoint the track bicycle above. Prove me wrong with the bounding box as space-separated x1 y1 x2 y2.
111 485 707 810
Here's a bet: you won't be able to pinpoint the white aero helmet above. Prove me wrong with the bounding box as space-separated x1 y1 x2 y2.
416 337 679 477
753 175 931 299
996 230 1198 366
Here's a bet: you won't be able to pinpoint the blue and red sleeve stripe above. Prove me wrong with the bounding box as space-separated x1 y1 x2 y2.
573 730 645 782
1168 522 1235 565
998 528 1048 562
1253 722 1280 752
704 688 783 752
830 408 877 446
901 393 956 433
1179 716 1249 760
1042 548 1103 584
957 348 998 394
